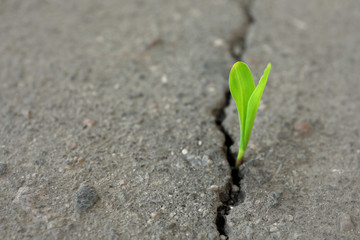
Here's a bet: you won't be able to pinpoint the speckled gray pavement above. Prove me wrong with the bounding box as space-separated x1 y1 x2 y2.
224 0 360 239
0 0 246 239
0 0 359 239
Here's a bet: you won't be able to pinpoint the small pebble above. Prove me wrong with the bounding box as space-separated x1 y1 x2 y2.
232 185 240 193
209 185 219 191
73 183 99 212
147 212 161 224
161 74 168 84
294 121 311 136
220 234 227 240
339 213 354 232
213 38 224 47
249 144 258 150
181 149 188 155
21 109 31 119
83 118 95 128
150 212 159 218
258 102 267 111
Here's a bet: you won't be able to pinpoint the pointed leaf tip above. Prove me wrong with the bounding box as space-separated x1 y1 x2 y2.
229 62 255 152
241 63 271 150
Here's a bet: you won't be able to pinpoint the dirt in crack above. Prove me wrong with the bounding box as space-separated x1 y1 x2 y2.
215 0 254 238
214 92 245 238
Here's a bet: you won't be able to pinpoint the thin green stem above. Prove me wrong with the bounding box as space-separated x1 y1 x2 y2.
235 148 244 169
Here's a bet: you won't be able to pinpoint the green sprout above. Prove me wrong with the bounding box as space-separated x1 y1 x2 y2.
229 62 271 169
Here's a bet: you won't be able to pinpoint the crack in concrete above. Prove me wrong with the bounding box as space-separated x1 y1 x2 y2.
215 0 255 239
214 91 244 238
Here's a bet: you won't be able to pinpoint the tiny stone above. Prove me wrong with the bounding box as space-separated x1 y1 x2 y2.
249 144 258 150
78 157 85 164
220 235 227 240
232 185 240 193
213 38 224 47
339 213 354 232
181 149 188 155
294 121 311 136
73 183 99 212
202 155 212 165
83 118 95 128
209 185 219 191
258 102 267 111
270 226 278 232
150 212 158 218
21 109 31 119
161 74 168 83
0 162 7 176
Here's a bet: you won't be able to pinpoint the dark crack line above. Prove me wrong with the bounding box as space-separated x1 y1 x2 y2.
214 92 244 238
215 0 255 239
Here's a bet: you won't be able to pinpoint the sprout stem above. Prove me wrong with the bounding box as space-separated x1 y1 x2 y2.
235 149 244 169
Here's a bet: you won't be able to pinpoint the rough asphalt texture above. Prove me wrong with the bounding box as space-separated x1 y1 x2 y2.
0 0 245 239
0 1 359 240
224 0 360 239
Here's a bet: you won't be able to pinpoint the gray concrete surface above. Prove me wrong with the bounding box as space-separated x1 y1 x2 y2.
224 0 360 239
0 0 247 239
1 0 359 239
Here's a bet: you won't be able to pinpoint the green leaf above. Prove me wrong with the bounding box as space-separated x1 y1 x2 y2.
229 62 255 150
229 61 271 169
242 62 271 150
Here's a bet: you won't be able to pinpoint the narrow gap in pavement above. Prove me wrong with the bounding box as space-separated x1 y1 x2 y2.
215 0 254 238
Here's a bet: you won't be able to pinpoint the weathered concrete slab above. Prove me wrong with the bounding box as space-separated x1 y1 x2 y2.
0 0 248 239
224 0 360 239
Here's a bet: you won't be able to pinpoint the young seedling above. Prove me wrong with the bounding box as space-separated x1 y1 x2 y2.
229 62 271 169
